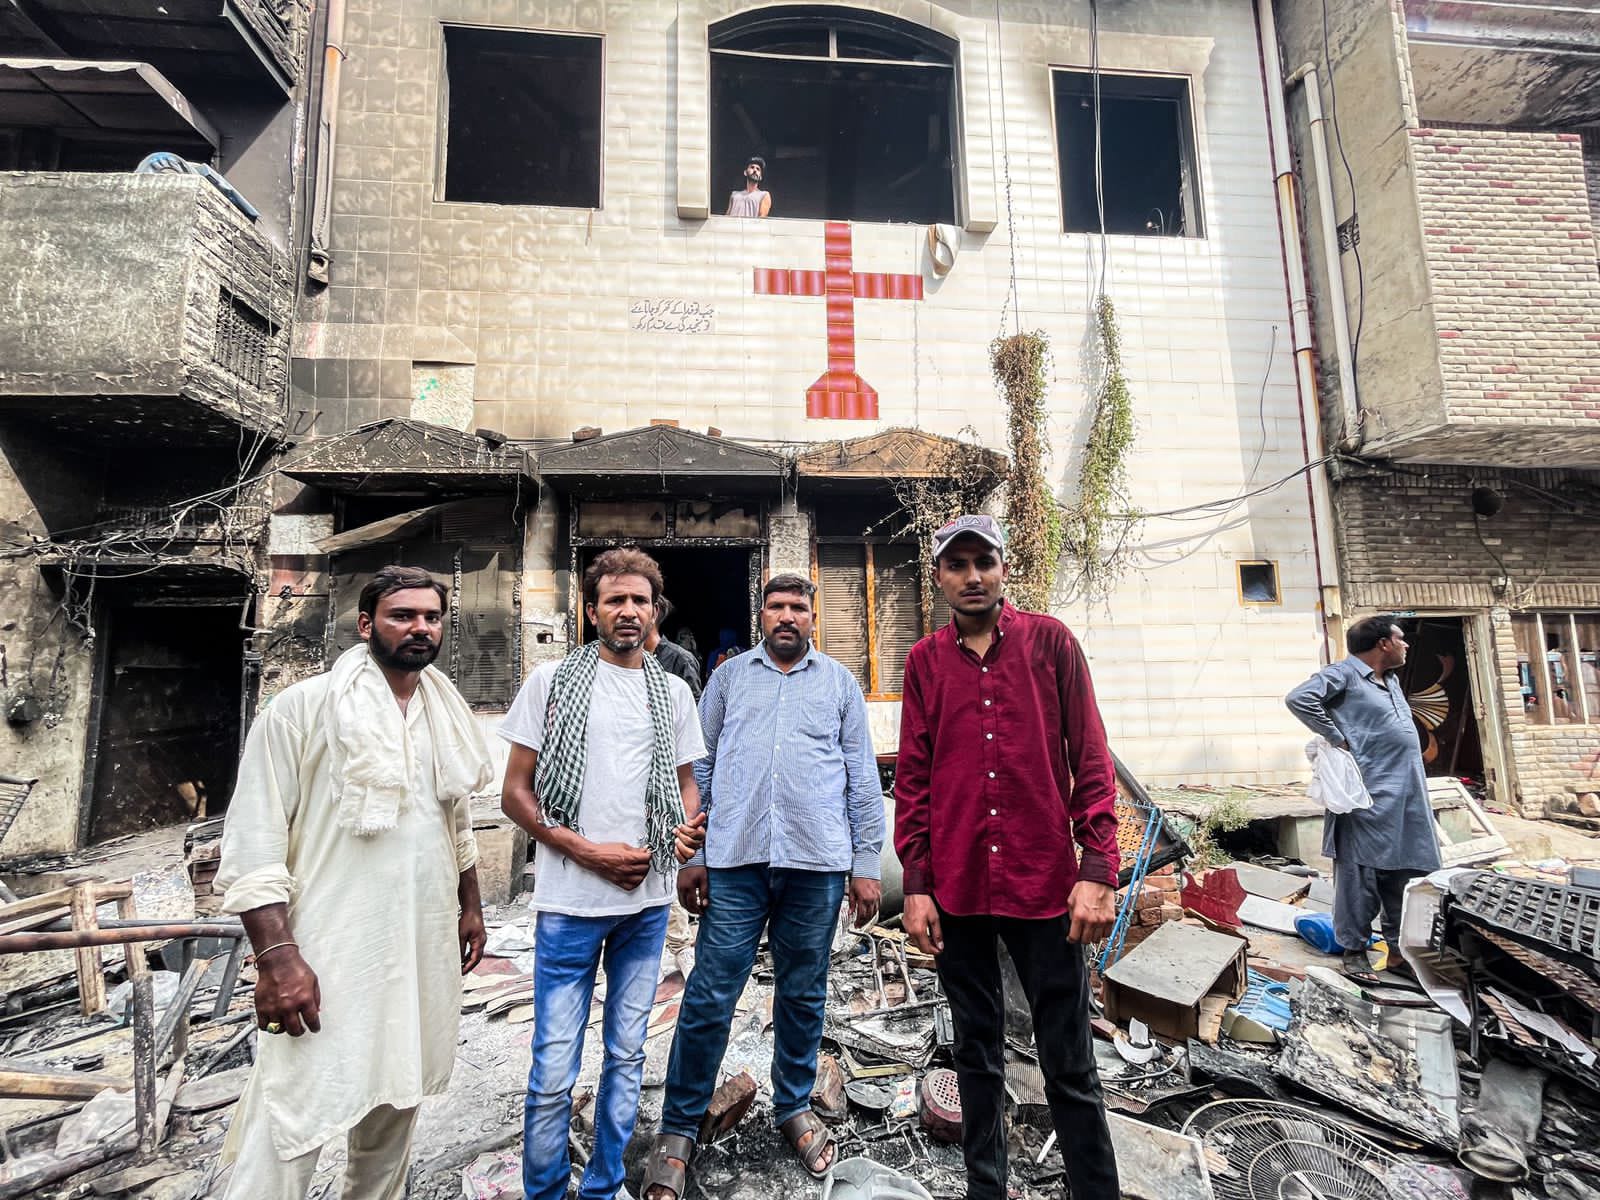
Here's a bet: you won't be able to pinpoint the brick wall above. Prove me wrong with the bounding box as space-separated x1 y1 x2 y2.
1336 468 1600 814
1411 126 1600 431
1336 466 1600 610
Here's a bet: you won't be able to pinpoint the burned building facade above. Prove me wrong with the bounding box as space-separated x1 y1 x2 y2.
1269 0 1600 816
0 2 307 854
257 0 1333 804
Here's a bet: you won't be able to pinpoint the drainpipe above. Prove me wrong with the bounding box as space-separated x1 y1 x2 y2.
1285 61 1364 454
1255 0 1344 664
307 0 347 285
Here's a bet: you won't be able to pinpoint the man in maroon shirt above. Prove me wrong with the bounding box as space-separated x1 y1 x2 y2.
896 515 1120 1200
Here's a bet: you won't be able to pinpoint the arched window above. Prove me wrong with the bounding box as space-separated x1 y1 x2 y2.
710 6 958 224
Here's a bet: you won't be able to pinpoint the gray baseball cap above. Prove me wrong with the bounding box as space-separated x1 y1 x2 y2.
932 515 1005 562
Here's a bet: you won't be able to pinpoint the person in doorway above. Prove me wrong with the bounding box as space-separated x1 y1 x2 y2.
642 573 884 1200
649 595 703 700
896 515 1121 1200
213 566 495 1200
500 548 708 1200
647 594 703 981
1285 616 1440 985
726 155 771 218
705 627 745 677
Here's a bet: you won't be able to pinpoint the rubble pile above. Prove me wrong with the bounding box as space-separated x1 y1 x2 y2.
4 808 1600 1199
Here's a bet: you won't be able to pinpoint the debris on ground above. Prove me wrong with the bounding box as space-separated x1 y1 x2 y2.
4 787 1599 1199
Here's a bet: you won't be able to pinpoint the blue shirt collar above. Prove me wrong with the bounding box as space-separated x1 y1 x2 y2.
751 641 819 672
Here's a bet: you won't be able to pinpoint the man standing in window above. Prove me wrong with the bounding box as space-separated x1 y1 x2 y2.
1285 616 1440 986
214 566 494 1199
896 516 1121 1200
642 573 884 1200
727 155 772 218
500 549 707 1200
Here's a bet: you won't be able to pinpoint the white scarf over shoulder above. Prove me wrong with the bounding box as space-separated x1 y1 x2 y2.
328 643 489 835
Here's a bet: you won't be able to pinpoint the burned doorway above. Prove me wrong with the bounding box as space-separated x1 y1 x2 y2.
1400 617 1486 785
86 605 243 843
577 546 758 671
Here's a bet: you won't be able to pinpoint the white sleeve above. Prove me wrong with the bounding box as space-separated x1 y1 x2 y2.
498 665 553 751
216 700 305 913
669 677 707 764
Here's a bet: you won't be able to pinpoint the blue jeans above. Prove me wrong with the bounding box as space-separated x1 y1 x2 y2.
660 866 845 1138
524 904 670 1200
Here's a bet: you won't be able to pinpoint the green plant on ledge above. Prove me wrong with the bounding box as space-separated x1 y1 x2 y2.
1062 294 1140 601
991 330 1062 613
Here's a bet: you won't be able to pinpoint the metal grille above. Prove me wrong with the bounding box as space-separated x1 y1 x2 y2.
1449 871 1600 961
1473 927 1600 1013
0 774 36 848
212 289 275 390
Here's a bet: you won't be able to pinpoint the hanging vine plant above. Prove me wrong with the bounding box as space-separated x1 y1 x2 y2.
1062 294 1140 600
991 330 1062 612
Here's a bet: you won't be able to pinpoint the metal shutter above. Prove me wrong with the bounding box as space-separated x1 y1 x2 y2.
817 543 869 692
455 545 517 707
873 544 922 695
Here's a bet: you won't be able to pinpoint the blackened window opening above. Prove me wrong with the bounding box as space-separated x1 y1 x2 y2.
710 7 958 224
442 25 602 208
1053 70 1202 237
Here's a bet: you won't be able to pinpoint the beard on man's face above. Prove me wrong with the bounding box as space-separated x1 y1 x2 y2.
368 625 441 670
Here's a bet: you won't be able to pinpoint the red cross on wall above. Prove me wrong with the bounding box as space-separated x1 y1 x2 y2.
753 222 924 420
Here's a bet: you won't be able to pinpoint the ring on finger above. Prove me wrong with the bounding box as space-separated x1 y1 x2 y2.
264 1021 284 1035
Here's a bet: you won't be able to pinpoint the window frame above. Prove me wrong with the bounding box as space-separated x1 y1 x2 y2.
435 23 607 211
1236 559 1281 607
1511 611 1599 727
706 5 962 227
812 536 941 700
1048 66 1205 239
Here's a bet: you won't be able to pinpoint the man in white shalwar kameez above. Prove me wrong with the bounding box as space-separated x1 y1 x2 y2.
214 565 495 1199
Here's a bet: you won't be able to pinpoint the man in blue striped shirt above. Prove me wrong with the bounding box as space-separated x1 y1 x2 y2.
642 573 884 1199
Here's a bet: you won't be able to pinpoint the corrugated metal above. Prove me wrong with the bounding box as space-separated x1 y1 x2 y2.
817 543 869 692
873 543 921 694
456 546 517 705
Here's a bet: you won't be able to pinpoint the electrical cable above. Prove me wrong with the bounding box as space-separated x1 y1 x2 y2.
1318 0 1366 378
993 0 1021 335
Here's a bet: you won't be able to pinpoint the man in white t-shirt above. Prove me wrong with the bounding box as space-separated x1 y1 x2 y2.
501 548 707 1200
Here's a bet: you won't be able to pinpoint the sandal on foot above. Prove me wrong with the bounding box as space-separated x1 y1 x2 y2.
641 1132 695 1200
780 1110 836 1179
1342 950 1381 987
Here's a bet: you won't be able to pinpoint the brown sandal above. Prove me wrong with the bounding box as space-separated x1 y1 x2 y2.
642 1132 695 1200
779 1110 835 1179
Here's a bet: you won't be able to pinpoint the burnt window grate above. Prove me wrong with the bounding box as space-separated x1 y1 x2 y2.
212 289 277 391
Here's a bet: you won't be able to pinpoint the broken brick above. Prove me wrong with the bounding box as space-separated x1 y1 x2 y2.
699 1070 757 1142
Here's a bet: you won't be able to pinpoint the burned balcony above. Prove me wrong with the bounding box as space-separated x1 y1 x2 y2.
34 498 270 582
0 172 291 443
0 0 302 97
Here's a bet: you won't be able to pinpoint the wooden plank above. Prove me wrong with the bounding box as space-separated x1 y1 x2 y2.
71 882 105 1017
0 887 76 925
0 1064 132 1100
154 954 211 1063
0 882 132 923
119 894 158 1154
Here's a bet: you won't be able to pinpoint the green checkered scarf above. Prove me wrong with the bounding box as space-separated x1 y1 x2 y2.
535 642 684 875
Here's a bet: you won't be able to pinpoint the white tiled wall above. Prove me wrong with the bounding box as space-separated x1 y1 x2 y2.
319 0 1329 785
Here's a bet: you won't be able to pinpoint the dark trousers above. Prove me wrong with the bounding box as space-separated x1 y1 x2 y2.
938 910 1118 1200
1332 858 1424 952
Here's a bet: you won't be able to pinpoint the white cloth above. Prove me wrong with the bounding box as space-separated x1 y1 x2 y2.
221 1100 418 1200
216 672 492 1160
1305 736 1375 815
499 658 705 917
326 644 488 836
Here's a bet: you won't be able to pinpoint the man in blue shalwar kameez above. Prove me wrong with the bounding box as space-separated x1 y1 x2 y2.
1285 616 1441 984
